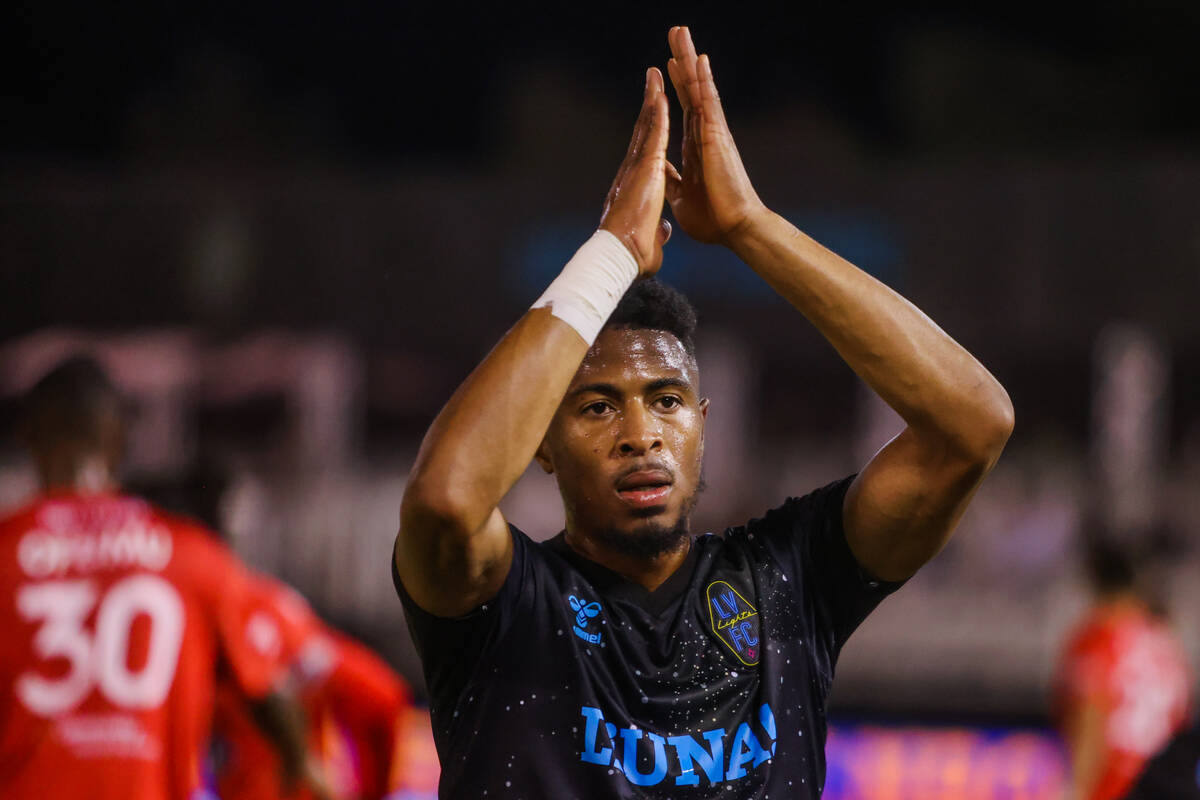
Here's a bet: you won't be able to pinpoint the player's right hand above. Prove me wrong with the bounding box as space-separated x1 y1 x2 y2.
599 67 674 278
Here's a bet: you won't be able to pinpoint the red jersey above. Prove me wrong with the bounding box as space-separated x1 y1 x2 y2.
315 632 413 800
388 706 440 799
0 491 286 800
212 573 328 800
1054 603 1193 800
213 573 420 800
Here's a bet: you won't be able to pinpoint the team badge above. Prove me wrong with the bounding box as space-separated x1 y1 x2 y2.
569 595 604 645
706 580 760 665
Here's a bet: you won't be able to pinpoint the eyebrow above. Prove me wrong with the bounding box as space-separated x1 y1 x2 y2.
568 377 694 400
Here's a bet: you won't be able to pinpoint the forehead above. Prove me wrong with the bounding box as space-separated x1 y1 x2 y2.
572 328 697 388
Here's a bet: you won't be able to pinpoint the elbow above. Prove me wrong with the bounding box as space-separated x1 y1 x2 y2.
400 476 481 539
963 383 1015 467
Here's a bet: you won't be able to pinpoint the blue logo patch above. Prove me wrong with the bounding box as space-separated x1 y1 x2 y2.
706 580 760 665
569 595 603 645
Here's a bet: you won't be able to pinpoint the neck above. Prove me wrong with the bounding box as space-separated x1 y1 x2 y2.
39 454 118 495
563 528 692 592
1097 589 1144 612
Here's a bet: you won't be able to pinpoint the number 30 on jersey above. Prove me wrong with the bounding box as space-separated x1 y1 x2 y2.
16 575 185 717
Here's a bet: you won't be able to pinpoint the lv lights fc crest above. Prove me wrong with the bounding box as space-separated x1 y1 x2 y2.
706 580 760 665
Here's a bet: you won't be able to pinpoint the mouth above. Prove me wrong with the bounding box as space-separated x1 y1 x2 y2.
615 469 674 510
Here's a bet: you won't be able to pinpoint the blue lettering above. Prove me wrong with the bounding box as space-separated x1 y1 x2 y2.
759 704 777 756
725 722 772 780
739 620 758 646
606 723 625 773
730 623 746 651
579 703 779 787
573 625 602 644
617 728 668 786
710 597 731 620
720 590 739 616
579 707 612 765
668 728 726 786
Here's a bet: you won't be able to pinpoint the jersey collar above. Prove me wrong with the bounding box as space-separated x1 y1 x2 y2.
546 531 702 618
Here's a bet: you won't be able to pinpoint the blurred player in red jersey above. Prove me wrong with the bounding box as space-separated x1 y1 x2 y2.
210 572 421 800
321 632 421 800
210 573 329 800
0 357 316 799
1053 534 1193 800
154 462 424 800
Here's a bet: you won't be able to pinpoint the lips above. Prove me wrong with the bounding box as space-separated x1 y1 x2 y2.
615 469 674 509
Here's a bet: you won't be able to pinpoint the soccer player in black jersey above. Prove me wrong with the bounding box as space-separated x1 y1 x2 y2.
393 26 1014 799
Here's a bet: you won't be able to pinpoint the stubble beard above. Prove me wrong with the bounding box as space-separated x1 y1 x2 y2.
590 480 704 560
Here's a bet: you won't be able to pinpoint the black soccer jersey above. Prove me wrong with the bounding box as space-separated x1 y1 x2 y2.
394 476 903 799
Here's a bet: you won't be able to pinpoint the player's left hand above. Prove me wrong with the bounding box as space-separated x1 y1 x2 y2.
664 26 768 246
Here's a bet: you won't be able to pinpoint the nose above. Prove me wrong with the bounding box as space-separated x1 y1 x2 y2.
617 402 663 456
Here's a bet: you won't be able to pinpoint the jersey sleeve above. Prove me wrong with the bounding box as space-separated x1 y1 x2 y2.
392 524 530 709
254 577 328 671
321 635 410 800
746 475 905 657
199 541 292 700
1054 625 1115 718
325 634 410 716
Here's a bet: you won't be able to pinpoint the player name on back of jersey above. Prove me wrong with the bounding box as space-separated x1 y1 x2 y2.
16 498 173 578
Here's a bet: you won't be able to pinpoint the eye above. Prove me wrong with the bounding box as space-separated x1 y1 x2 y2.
582 401 612 416
655 395 682 411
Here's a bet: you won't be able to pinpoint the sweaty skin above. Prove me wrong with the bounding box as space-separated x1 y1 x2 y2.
396 27 1012 620
397 67 676 617
662 25 1013 581
536 328 708 591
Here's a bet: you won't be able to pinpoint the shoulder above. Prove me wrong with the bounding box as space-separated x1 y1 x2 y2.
153 506 233 558
256 574 317 624
0 503 39 566
396 523 556 621
149 507 251 599
720 477 857 566
0 501 40 581
0 498 40 532
729 477 856 538
477 523 568 582
1064 614 1119 668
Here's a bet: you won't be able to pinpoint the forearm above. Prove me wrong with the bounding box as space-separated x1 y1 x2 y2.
249 690 313 788
729 209 1012 458
402 308 589 534
1065 704 1106 800
397 64 668 613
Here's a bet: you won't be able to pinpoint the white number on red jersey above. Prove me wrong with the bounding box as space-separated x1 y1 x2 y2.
15 575 185 716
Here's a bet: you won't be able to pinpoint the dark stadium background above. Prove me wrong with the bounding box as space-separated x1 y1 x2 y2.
3 2 1200 796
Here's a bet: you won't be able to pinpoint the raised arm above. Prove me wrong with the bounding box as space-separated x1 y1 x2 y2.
396 68 674 617
665 26 1013 582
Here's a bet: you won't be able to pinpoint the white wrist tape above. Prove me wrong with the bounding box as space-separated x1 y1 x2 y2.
532 229 639 345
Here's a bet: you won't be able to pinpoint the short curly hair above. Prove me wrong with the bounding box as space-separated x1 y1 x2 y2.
603 279 698 356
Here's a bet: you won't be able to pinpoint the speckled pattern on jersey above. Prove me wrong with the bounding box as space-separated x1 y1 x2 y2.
394 476 903 799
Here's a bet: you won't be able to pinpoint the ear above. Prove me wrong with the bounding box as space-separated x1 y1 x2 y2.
534 436 554 474
699 397 710 420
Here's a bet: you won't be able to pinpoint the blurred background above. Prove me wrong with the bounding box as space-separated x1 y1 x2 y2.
4 2 1200 796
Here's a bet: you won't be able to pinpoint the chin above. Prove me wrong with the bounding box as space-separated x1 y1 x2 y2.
594 515 690 560
628 503 673 520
